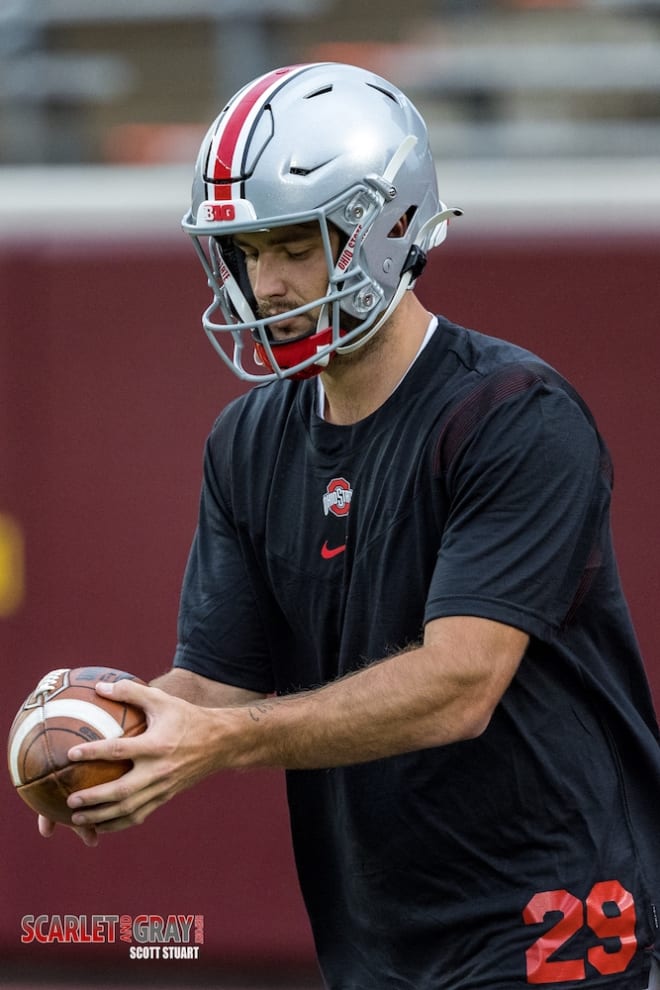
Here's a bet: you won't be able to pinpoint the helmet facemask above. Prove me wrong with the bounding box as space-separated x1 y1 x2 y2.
188 194 375 381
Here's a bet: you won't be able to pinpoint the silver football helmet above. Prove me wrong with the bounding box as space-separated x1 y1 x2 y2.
181 62 461 382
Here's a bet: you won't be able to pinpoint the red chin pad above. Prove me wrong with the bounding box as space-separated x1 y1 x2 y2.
254 326 342 380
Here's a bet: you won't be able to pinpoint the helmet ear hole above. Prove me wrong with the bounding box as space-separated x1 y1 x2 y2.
387 207 416 239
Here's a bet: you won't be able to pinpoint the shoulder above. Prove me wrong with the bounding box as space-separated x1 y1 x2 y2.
433 314 549 377
430 316 607 477
432 314 593 415
208 378 306 451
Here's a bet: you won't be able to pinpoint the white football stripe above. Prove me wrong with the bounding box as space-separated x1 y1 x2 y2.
8 699 125 786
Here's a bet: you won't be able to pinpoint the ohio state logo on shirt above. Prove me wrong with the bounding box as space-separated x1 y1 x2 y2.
322 478 353 518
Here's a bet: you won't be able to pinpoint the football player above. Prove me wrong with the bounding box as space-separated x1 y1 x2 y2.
41 63 660 990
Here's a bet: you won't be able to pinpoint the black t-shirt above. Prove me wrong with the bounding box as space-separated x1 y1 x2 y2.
174 317 660 989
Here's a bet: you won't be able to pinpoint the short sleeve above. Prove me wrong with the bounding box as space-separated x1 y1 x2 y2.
425 374 611 641
173 432 275 694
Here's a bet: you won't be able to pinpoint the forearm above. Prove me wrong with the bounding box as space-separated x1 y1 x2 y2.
57 618 525 834
214 618 527 771
151 666 266 707
226 648 468 770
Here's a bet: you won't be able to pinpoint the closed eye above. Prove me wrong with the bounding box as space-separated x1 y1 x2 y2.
285 247 313 260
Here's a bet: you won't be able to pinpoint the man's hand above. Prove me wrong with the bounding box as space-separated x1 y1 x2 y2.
36 670 266 844
50 680 227 836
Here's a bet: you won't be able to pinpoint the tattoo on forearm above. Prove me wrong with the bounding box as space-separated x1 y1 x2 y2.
248 702 276 722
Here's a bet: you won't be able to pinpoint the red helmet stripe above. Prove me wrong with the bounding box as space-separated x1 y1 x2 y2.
209 65 308 201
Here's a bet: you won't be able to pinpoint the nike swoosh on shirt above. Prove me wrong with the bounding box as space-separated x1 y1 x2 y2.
321 541 346 560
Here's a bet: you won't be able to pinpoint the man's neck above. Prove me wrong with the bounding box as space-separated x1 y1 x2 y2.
319 295 434 426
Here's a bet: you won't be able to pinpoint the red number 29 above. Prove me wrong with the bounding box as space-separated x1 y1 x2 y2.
523 880 637 984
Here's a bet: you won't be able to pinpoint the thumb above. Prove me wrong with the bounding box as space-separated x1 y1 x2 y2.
95 675 154 710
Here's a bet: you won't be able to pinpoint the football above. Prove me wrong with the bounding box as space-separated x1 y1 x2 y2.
7 666 147 824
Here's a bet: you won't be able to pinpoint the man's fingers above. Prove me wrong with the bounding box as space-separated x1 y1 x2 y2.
74 825 101 847
37 814 100 847
68 733 138 764
94 677 156 708
66 679 162 764
70 776 169 832
92 799 163 835
38 815 55 838
67 762 139 812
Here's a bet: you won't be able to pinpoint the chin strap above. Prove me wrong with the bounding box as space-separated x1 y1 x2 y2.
253 325 343 380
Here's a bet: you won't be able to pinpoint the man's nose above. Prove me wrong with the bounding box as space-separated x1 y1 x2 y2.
252 255 287 300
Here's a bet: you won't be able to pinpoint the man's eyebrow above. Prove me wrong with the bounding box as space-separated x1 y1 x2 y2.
234 224 319 248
